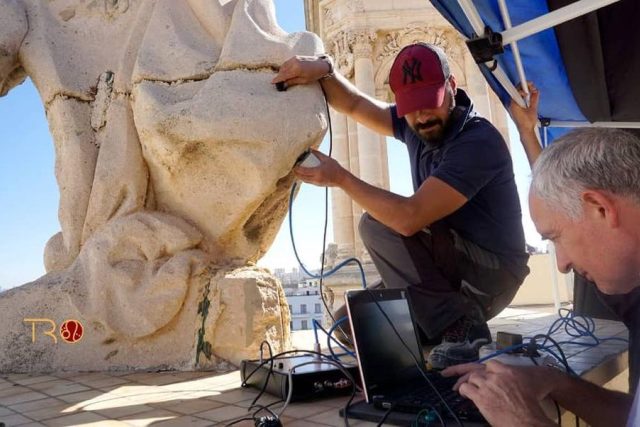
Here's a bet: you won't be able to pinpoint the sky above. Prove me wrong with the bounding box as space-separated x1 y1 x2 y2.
0 0 540 290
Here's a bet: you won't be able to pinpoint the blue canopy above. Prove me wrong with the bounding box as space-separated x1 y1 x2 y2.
429 0 640 144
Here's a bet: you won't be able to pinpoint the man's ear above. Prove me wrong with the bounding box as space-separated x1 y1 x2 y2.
448 75 457 94
581 190 619 228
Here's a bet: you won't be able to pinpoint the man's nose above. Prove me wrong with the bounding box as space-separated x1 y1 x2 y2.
554 247 572 274
415 110 432 123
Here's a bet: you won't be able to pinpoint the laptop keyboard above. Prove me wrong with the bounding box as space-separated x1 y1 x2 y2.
373 374 485 422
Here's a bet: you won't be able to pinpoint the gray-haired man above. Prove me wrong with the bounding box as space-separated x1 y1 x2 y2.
444 128 640 427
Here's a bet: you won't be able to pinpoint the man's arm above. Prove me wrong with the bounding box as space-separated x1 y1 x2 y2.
509 82 542 166
295 151 467 236
546 369 633 427
272 56 394 137
444 362 633 427
0 0 28 97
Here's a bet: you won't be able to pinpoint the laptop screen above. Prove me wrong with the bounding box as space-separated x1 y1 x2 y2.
345 288 425 402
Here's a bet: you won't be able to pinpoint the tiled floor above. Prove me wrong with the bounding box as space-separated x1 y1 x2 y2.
0 305 629 426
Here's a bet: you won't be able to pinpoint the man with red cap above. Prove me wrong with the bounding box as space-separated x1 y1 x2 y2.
273 43 529 368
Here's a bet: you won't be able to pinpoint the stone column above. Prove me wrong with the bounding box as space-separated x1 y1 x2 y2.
463 49 492 120
377 87 391 191
329 109 356 258
462 50 511 145
347 116 363 259
352 30 385 259
353 30 385 190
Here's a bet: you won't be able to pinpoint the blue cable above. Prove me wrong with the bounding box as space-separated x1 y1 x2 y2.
479 308 626 376
312 318 355 359
288 182 367 288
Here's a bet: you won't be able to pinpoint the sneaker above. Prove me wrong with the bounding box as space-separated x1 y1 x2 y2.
427 316 492 370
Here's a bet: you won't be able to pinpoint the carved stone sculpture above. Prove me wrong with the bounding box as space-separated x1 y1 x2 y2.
0 0 327 371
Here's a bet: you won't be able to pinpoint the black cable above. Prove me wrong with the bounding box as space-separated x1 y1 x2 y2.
317 84 333 335
313 318 351 361
553 399 562 427
249 400 283 417
431 407 446 427
529 356 563 427
247 341 275 409
250 402 280 419
287 83 367 350
239 349 357 427
223 416 255 426
377 404 394 426
364 290 464 427
530 334 574 376
414 407 446 427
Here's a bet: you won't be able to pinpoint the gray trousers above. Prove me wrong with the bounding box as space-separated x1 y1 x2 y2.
359 213 525 339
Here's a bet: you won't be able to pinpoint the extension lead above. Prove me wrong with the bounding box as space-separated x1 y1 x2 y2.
478 308 628 376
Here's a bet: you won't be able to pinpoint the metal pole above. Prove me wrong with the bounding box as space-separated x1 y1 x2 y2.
458 0 485 36
502 0 621 45
547 121 640 129
458 0 527 107
497 0 530 104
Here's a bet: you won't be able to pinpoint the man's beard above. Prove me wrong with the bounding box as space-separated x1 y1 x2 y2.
414 93 456 144
415 119 446 143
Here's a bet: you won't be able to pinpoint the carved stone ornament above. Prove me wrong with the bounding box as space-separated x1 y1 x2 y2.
352 30 377 59
377 26 463 69
0 0 327 372
322 5 335 28
327 31 356 78
327 29 377 78
347 0 365 13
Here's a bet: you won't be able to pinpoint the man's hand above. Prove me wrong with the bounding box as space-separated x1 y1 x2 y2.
443 361 557 427
508 81 542 166
294 150 349 187
509 82 540 134
272 55 332 89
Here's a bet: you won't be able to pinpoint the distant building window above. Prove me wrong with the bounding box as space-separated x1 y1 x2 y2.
301 304 307 314
288 305 292 314
301 320 308 330
315 303 322 314
290 321 293 330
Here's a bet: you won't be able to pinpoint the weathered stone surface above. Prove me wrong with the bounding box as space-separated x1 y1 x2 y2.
0 0 322 372
0 263 288 372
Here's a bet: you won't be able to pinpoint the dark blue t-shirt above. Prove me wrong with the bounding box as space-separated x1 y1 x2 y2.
391 90 528 278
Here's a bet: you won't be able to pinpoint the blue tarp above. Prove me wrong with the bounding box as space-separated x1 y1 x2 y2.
429 1 593 143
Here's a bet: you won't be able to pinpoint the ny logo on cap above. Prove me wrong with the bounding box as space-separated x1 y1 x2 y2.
402 59 423 85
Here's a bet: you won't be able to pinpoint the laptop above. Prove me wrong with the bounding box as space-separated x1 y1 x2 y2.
343 288 487 426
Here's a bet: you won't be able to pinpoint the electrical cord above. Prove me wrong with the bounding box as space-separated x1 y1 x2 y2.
413 407 446 427
553 399 562 427
240 347 357 427
281 358 357 427
312 318 355 359
249 341 276 409
479 309 626 370
376 404 395 426
288 83 367 352
528 334 576 376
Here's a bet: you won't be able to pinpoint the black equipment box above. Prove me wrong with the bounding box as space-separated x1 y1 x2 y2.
240 355 360 402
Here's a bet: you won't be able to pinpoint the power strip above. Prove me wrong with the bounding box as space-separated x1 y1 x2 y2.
240 355 359 402
479 343 560 368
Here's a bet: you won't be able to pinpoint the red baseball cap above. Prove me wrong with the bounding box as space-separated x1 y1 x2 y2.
389 43 451 117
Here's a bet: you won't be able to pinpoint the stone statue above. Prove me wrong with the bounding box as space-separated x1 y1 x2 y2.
0 0 327 371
